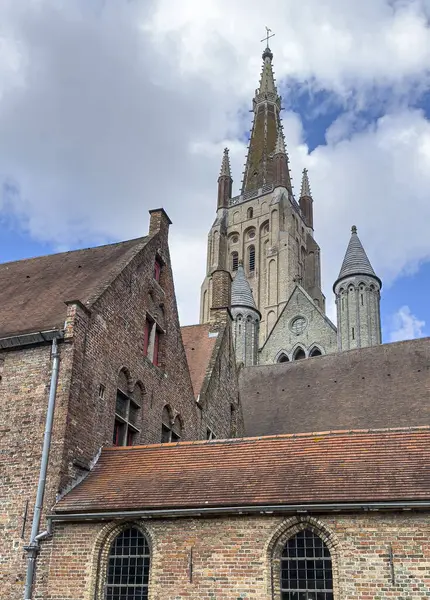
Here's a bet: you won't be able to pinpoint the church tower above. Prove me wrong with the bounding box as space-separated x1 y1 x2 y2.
334 226 382 351
200 45 326 348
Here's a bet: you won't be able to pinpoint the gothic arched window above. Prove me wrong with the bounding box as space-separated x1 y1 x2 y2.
105 527 150 600
309 347 322 357
281 528 333 599
293 347 306 360
161 406 182 443
248 245 256 272
247 207 253 219
278 353 289 363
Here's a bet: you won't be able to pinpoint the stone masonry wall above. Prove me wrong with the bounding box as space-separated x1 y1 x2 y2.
38 511 430 599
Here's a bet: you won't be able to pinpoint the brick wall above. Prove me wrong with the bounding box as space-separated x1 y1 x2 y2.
0 342 74 599
37 511 430 599
0 212 203 599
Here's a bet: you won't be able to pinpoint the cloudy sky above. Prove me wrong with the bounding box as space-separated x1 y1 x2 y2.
0 0 429 342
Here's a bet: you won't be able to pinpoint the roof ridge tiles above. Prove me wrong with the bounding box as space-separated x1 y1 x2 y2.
104 424 430 452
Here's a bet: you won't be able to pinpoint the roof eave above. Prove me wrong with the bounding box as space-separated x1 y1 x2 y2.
50 499 430 523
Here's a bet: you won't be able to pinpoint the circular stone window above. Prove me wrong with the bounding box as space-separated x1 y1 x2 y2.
231 235 239 244
248 230 255 239
290 316 307 335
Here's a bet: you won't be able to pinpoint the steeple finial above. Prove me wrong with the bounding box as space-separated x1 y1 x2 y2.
300 168 312 198
351 225 357 234
260 26 275 61
219 147 231 178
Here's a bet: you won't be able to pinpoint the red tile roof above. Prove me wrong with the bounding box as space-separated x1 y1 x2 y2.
181 324 218 397
55 427 430 514
0 237 147 338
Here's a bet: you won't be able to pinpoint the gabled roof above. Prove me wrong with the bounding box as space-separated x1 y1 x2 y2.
231 265 259 312
0 237 148 338
181 324 218 398
334 226 380 289
55 427 430 514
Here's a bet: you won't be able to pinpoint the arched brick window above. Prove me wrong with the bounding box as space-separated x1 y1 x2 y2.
161 406 182 443
281 528 333 599
105 527 150 600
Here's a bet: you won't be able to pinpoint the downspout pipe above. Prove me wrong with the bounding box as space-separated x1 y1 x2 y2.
24 336 61 600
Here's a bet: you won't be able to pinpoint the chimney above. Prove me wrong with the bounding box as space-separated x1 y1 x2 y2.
149 208 172 238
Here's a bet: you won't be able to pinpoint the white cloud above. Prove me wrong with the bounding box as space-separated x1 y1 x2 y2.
0 1 430 325
388 305 426 341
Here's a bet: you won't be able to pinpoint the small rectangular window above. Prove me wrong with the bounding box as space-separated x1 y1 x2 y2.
161 424 171 443
361 294 364 306
352 327 355 340
98 384 105 399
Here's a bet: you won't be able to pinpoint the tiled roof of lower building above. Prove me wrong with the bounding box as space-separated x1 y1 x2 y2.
181 323 218 398
55 427 430 514
0 237 148 338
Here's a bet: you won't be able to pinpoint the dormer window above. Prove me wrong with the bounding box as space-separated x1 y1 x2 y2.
154 257 162 282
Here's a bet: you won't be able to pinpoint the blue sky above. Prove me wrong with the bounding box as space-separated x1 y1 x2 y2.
0 0 429 342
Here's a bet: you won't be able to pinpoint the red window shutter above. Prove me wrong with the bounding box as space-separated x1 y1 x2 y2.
153 330 160 366
143 319 151 356
154 259 161 282
126 429 134 446
113 422 120 446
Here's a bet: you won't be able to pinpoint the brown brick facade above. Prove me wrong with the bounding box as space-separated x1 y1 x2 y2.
0 210 238 599
35 512 430 599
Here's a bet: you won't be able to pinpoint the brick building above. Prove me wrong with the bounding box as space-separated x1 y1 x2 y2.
0 209 240 599
36 429 430 599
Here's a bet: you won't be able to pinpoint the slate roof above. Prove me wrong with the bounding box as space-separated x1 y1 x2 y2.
0 237 148 338
231 265 258 311
240 337 430 437
334 226 380 288
55 427 430 514
181 324 218 398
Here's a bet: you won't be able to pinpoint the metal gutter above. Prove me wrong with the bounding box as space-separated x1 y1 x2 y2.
0 329 63 350
24 336 61 600
49 500 430 524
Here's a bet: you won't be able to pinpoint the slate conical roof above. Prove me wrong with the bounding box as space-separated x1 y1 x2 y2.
334 226 381 290
231 264 259 312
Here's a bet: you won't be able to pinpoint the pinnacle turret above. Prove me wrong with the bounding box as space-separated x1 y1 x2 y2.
219 147 231 178
231 264 258 311
258 47 277 95
300 168 312 197
334 226 381 288
274 128 286 155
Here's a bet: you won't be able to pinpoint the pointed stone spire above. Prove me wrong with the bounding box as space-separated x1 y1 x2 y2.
299 168 313 228
300 168 311 197
219 147 231 177
259 47 277 95
217 147 233 210
241 48 285 195
335 226 381 286
231 263 258 310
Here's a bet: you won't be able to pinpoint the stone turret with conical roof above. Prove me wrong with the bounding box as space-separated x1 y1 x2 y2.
231 263 260 366
334 226 382 351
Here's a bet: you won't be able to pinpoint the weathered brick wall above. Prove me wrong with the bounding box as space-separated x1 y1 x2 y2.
38 512 430 599
59 224 199 489
0 211 203 599
198 320 244 439
0 341 74 599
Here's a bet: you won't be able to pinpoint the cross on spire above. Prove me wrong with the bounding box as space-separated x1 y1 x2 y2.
260 26 275 48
